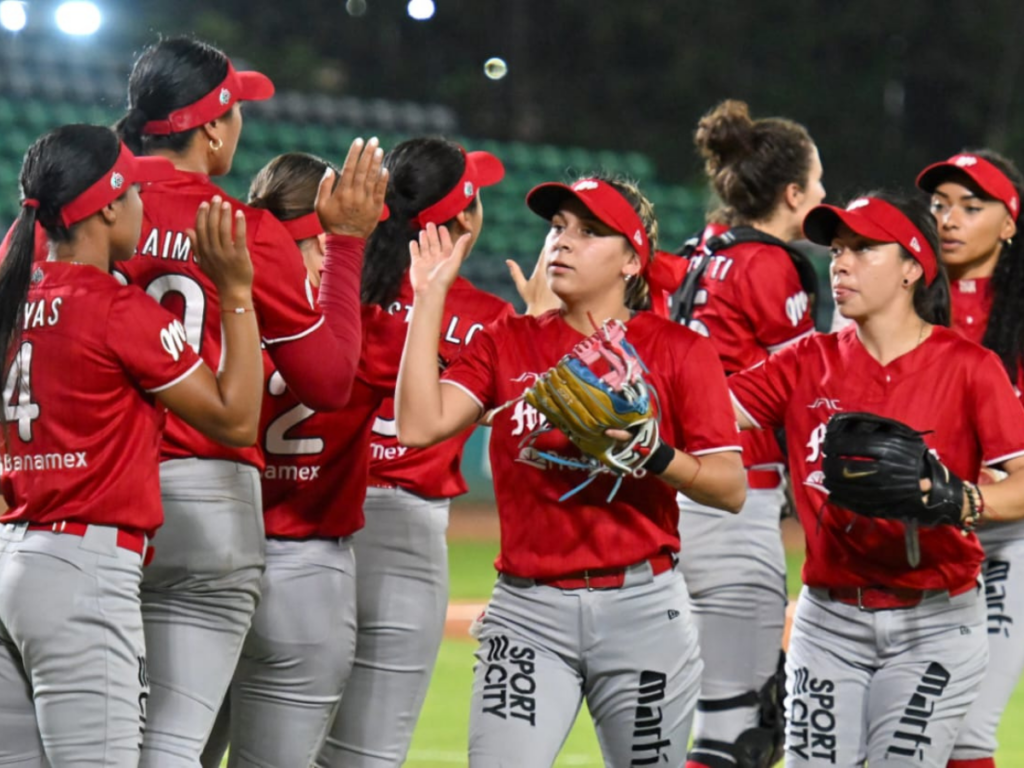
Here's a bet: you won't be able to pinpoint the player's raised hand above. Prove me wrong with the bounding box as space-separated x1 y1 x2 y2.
410 223 471 298
315 137 389 238
188 196 254 298
507 243 561 316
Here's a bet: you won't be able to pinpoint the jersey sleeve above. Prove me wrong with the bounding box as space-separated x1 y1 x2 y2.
249 212 325 345
729 340 803 430
440 323 500 412
670 334 742 455
106 288 203 393
971 350 1024 467
741 247 815 350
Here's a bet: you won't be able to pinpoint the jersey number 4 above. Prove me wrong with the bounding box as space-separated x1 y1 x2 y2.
3 342 41 442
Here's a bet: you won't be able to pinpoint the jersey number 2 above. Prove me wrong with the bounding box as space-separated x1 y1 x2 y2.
3 342 41 442
264 371 324 455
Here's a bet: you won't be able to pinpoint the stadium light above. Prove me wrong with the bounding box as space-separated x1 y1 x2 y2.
0 1 28 32
407 0 435 21
55 1 101 36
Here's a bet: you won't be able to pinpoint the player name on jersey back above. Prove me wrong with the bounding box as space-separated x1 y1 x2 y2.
138 227 194 262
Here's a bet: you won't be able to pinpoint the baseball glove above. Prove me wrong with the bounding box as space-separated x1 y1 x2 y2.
520 319 661 500
821 412 964 527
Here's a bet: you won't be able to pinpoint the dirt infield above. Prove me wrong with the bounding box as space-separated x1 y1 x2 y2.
445 502 804 643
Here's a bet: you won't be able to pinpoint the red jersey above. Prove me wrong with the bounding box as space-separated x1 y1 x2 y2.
363 275 513 498
682 224 815 469
0 262 201 532
947 277 1024 394
259 340 380 539
729 325 1024 591
949 277 993 347
117 171 325 468
442 310 742 580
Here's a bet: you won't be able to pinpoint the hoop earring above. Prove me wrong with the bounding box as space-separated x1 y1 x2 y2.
209 137 224 152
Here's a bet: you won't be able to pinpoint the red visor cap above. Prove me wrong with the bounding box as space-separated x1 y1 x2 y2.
141 61 274 136
803 196 938 285
60 143 177 228
916 153 1020 220
526 178 651 270
410 149 504 228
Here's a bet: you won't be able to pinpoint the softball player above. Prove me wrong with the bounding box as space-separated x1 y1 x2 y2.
115 37 383 766
396 176 746 768
730 191 1024 767
679 99 825 768
0 124 261 767
915 150 1024 768
197 152 387 768
321 138 513 768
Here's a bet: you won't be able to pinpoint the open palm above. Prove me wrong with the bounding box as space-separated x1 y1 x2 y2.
409 223 472 297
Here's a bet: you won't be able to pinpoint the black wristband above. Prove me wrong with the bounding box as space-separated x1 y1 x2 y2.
644 441 675 476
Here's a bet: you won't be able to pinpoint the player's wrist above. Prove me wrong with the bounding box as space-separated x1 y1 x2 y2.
217 287 254 307
960 481 984 533
644 441 675 476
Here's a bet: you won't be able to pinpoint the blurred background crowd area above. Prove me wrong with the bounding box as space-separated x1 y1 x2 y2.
2 0 1024 310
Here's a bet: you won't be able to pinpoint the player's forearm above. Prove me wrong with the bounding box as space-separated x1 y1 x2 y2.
975 467 1024 523
396 290 449 448
291 234 364 408
658 449 746 513
210 292 263 445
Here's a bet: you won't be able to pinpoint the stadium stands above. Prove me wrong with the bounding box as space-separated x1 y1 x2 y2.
0 38 706 303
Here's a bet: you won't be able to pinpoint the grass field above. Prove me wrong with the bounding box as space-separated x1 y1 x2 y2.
403 535 1024 767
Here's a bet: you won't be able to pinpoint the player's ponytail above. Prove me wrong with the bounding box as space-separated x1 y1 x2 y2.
866 190 950 327
969 149 1024 380
118 37 229 156
0 126 121 434
362 138 478 308
695 99 815 226
248 152 330 225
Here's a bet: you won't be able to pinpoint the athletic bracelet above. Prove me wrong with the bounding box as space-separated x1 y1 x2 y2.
644 441 675 476
961 482 984 533
221 307 254 314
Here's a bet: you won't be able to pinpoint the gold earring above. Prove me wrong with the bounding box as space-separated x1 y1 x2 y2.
209 137 224 152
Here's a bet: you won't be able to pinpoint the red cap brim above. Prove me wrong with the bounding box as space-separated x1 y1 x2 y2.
526 179 651 267
236 69 275 102
804 197 938 285
803 205 894 246
916 154 1020 219
466 151 505 188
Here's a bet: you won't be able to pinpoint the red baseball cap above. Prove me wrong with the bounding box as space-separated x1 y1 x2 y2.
410 148 504 228
142 61 275 136
526 178 651 270
803 196 938 285
916 153 1020 220
58 143 177 227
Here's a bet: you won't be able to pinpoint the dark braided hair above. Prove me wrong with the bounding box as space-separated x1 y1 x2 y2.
968 150 1024 380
